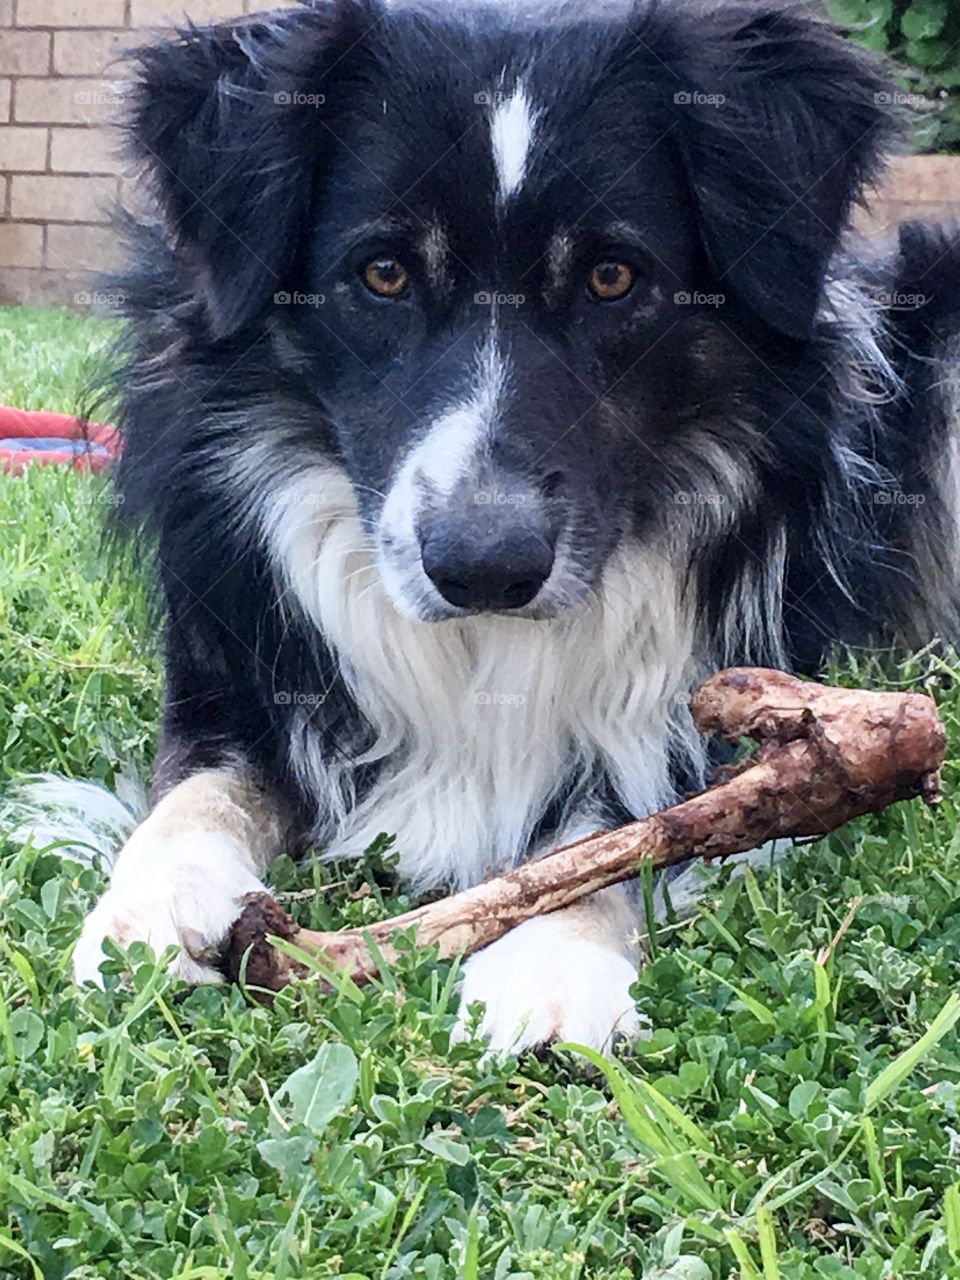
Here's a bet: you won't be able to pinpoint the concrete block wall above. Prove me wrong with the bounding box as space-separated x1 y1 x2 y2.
861 156 960 239
0 0 297 308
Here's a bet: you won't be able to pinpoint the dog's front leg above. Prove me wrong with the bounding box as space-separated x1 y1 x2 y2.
74 767 284 987
453 885 645 1054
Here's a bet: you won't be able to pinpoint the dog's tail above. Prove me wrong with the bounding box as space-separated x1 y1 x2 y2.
4 774 147 868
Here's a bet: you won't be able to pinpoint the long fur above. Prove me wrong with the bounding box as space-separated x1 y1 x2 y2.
34 1 960 926
85 0 960 880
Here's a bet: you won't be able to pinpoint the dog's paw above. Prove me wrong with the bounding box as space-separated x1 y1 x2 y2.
452 914 646 1055
73 832 266 987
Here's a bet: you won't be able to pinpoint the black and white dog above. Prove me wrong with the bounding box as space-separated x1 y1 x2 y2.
58 0 960 1050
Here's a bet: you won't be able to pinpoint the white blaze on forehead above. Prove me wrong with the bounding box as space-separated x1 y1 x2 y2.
491 81 539 202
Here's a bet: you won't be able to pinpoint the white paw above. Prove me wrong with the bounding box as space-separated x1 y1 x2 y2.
73 832 266 987
453 914 646 1055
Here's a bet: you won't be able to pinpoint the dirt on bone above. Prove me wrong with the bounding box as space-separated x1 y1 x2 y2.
222 892 303 989
225 666 947 996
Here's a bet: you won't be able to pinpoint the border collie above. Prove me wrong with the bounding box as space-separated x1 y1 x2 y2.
41 0 960 1052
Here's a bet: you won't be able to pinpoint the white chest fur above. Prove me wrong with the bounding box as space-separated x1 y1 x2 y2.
260 465 704 890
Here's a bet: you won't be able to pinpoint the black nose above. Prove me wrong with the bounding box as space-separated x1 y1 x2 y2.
421 523 554 611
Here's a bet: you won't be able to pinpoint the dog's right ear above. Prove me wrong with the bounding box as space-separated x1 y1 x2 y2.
127 2 373 341
630 3 896 340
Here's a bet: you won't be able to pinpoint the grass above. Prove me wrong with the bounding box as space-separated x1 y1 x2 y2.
0 308 117 417
2 305 960 1278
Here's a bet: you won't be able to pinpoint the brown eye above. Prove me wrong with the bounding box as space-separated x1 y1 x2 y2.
363 258 409 297
588 261 634 301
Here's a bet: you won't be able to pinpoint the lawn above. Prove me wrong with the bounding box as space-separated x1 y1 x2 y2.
2 305 960 1280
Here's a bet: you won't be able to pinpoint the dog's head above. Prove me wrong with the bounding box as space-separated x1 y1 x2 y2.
130 0 892 621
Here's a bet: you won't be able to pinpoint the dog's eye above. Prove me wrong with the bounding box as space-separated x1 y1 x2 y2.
363 258 410 298
587 261 634 301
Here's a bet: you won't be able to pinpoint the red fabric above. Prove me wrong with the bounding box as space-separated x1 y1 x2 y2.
0 406 121 475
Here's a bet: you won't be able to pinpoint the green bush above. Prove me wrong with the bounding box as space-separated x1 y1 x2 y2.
829 0 960 153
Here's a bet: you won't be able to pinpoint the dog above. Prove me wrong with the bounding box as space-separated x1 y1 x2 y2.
40 0 960 1053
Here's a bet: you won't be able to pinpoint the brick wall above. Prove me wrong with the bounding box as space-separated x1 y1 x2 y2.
0 0 297 309
2 5 960 311
860 156 960 239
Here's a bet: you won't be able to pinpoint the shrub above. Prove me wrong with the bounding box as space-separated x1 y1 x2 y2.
829 0 960 153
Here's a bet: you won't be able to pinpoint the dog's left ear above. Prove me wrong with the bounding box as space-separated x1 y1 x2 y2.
657 5 895 339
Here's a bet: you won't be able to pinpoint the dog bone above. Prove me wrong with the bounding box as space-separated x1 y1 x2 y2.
224 667 946 993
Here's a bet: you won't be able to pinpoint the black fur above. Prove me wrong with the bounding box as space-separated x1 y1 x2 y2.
104 0 960 857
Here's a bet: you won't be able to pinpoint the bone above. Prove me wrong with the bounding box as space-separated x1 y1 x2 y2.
224 667 946 993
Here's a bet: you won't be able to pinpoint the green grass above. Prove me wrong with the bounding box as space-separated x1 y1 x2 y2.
3 305 960 1279
0 307 117 417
